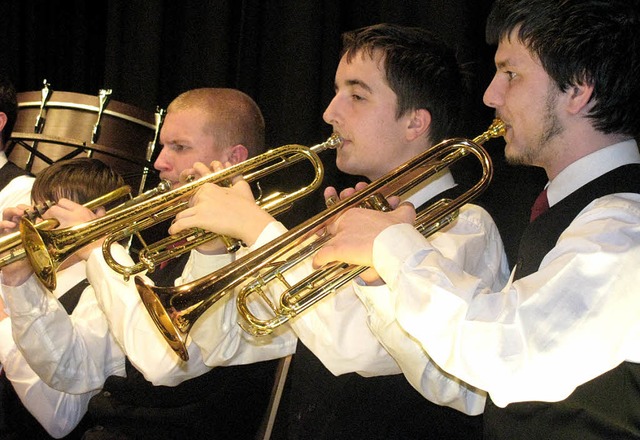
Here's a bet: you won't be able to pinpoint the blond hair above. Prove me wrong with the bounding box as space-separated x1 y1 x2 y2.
168 88 266 158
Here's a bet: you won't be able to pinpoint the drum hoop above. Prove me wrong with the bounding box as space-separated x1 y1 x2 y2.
17 100 156 130
8 132 155 169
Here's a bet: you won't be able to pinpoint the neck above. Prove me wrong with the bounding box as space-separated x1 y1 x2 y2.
542 125 630 180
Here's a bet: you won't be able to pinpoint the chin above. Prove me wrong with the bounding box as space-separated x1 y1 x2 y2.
335 155 351 174
504 147 528 167
336 162 361 177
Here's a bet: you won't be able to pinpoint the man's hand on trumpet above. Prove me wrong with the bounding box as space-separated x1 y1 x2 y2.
169 160 275 253
0 205 29 235
0 205 34 286
323 182 370 207
314 184 415 285
43 199 106 263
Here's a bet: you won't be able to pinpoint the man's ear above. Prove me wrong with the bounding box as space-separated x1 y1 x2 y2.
0 112 7 134
406 108 431 142
0 113 7 148
226 144 249 165
566 82 595 115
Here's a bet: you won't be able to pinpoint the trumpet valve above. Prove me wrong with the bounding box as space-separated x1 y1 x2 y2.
24 200 55 221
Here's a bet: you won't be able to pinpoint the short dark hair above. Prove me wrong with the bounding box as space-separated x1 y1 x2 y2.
0 73 18 146
341 23 470 144
486 0 640 138
32 158 125 207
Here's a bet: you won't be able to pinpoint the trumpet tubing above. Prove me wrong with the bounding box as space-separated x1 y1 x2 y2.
238 140 488 336
136 120 505 359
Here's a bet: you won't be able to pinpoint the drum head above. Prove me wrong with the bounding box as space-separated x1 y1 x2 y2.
8 90 161 194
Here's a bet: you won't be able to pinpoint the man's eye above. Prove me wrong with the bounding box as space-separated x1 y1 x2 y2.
351 94 364 101
506 71 517 81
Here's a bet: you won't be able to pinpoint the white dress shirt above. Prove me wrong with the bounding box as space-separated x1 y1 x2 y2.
360 140 640 408
0 151 34 211
86 239 297 387
0 154 34 317
0 262 117 438
3 238 295 399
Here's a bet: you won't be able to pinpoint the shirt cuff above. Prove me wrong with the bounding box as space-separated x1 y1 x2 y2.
372 223 433 290
251 221 287 249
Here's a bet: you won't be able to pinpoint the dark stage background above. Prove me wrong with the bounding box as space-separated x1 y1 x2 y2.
0 0 546 266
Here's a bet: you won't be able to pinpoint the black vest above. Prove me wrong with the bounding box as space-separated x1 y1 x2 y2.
485 164 640 440
272 341 483 440
0 280 90 440
0 161 30 191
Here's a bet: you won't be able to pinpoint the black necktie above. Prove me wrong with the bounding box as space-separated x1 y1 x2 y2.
530 188 549 222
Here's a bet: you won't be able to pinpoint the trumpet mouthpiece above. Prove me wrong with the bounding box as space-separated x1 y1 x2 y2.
327 133 343 149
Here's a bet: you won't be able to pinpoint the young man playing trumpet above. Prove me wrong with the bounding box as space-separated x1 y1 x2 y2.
168 24 510 439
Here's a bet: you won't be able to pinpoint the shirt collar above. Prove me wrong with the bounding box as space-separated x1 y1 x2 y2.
0 151 8 169
547 139 640 207
403 169 456 208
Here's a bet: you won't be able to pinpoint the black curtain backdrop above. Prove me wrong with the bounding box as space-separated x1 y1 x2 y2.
0 0 546 265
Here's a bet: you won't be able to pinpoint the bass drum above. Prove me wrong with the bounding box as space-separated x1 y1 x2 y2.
7 89 162 195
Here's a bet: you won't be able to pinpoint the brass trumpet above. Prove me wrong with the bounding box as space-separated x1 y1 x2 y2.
135 119 505 361
0 186 133 268
16 135 341 291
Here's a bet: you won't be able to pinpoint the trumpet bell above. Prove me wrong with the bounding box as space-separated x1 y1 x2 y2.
0 185 132 274
135 277 190 361
20 219 56 290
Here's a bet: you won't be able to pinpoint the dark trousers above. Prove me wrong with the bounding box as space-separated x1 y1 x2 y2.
271 341 483 440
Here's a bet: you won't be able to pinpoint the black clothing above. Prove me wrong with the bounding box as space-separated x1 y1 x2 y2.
486 164 640 440
271 341 483 440
83 358 278 440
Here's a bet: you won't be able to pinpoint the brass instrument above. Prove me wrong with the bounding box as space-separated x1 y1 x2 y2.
102 135 341 279
136 120 505 361
0 186 132 268
14 135 340 291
